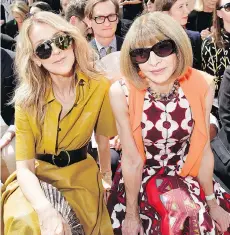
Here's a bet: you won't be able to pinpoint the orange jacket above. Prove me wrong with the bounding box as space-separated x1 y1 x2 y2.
128 67 213 177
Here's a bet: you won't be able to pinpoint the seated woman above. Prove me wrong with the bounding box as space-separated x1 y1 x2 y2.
187 0 217 39
2 12 116 235
155 0 202 70
202 0 230 98
142 0 156 13
107 12 230 235
2 1 29 39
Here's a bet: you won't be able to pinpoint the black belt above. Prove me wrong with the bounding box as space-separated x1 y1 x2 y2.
37 146 88 167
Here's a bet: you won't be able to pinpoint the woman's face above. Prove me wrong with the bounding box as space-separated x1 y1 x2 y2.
203 0 218 10
169 0 190 26
12 12 24 24
138 42 177 85
217 0 230 27
30 23 75 77
146 0 156 12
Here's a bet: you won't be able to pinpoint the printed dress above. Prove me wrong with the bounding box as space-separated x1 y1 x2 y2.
107 82 230 235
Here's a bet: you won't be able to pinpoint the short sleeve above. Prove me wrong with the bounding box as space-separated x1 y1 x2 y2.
15 105 35 160
94 87 117 137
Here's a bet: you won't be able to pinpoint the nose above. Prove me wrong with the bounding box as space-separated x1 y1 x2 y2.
103 17 111 26
148 51 162 66
51 42 61 55
183 5 189 15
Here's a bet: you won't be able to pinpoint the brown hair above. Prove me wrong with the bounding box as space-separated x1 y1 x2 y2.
213 0 225 48
120 12 193 89
65 0 87 21
155 0 177 11
85 0 119 19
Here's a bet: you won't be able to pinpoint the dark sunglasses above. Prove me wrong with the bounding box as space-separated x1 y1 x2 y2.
144 0 155 5
217 2 230 11
35 34 73 60
129 39 176 64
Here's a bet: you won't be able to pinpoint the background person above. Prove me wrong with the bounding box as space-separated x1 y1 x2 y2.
155 0 202 70
187 0 218 39
202 0 230 98
1 48 16 184
85 0 124 59
2 1 29 39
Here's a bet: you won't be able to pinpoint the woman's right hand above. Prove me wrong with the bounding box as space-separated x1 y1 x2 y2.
122 213 144 235
35 202 71 235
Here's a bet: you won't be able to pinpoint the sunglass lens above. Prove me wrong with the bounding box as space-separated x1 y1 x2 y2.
55 35 70 50
225 3 230 11
36 42 52 60
130 48 150 64
154 40 175 57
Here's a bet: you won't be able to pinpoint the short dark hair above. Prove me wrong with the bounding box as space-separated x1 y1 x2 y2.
85 0 119 19
65 0 87 21
30 1 52 12
155 0 177 11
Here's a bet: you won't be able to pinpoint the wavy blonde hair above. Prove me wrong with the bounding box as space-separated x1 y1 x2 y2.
12 11 99 125
121 12 193 89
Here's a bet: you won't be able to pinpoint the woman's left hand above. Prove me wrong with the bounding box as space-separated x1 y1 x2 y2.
208 201 230 233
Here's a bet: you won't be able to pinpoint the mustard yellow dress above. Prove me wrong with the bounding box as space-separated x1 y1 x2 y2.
1 71 117 235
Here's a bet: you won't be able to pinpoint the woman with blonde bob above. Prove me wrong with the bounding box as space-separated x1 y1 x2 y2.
107 12 230 235
2 11 116 235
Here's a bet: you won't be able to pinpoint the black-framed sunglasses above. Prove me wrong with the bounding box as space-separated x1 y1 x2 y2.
217 2 230 11
35 34 73 60
144 0 155 5
93 14 118 24
129 39 176 64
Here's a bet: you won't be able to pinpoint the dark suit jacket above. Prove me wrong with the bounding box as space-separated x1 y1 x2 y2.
1 48 16 126
219 66 230 142
186 30 202 70
1 33 16 51
2 19 18 39
212 66 230 191
90 35 124 56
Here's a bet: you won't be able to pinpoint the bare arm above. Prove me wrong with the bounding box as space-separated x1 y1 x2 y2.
120 0 142 5
95 134 111 174
109 82 144 215
197 80 215 197
16 159 51 209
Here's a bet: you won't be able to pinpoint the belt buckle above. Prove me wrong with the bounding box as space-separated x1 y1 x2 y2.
52 150 70 167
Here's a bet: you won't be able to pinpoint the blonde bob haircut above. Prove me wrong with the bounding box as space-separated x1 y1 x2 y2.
10 1 29 19
12 11 99 125
121 12 193 89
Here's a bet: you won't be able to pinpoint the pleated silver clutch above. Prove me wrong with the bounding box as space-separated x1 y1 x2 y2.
39 180 85 235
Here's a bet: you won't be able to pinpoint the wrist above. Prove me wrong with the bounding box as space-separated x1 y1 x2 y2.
206 198 218 208
32 200 51 212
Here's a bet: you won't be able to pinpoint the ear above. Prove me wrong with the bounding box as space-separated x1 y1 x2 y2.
85 17 92 28
217 10 223 19
69 15 76 25
31 55 42 67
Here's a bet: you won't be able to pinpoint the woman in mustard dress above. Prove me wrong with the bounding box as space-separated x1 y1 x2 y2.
2 12 116 235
